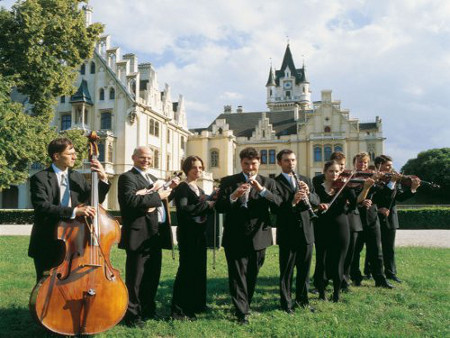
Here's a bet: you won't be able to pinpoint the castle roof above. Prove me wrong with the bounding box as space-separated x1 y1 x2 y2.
70 79 93 105
274 44 306 85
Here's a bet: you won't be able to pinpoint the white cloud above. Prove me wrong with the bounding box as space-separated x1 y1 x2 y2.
2 0 450 167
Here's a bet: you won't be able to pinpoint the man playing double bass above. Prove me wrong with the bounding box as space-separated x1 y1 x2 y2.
29 137 110 282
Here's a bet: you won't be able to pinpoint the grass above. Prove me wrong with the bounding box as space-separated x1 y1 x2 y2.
0 236 449 337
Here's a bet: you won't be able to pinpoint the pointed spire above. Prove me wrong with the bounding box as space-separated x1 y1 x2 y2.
70 79 93 105
266 65 276 87
280 43 296 75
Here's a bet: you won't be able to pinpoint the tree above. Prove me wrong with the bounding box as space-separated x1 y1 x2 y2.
0 0 103 120
0 75 56 190
0 0 103 188
401 148 450 202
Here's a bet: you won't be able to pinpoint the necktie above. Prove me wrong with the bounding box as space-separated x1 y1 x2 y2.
291 175 298 191
60 173 71 207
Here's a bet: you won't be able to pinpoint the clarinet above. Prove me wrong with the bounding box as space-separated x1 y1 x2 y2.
292 171 318 220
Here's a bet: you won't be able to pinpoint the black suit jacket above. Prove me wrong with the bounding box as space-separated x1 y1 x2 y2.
28 166 109 258
274 173 319 247
215 173 282 252
118 168 173 251
373 183 415 229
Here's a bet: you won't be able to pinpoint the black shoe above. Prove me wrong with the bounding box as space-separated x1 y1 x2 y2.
387 275 402 283
331 292 340 303
237 314 249 325
297 302 316 313
352 279 362 287
124 316 145 328
375 279 394 289
318 290 326 301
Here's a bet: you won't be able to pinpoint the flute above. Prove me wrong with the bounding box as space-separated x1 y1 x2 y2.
292 171 318 220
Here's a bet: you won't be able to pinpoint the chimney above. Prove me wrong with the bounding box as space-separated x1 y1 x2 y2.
224 105 232 114
237 105 243 113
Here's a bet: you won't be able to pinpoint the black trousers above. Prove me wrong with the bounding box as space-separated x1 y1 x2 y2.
224 247 266 317
323 215 350 295
171 231 207 316
279 243 313 310
343 230 360 285
380 219 397 277
313 222 327 289
351 216 385 283
125 236 162 319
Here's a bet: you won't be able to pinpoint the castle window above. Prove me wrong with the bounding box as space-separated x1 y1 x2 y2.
60 96 65 103
167 154 171 170
269 149 276 164
80 64 85 75
210 150 219 168
99 88 105 101
260 150 267 164
107 143 113 162
90 61 96 74
98 142 105 162
314 146 322 162
334 145 343 153
109 88 115 100
154 121 160 137
286 91 291 98
167 130 171 143
101 111 112 130
149 119 155 135
153 149 160 169
61 114 71 130
180 136 185 150
324 145 332 161
324 126 331 133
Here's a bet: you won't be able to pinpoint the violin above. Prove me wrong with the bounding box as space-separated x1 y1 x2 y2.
332 170 377 190
377 172 440 189
29 132 128 336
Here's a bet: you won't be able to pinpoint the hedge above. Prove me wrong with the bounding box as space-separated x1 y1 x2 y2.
0 208 449 230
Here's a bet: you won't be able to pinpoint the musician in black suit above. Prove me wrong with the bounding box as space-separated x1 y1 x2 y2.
118 146 179 326
29 137 110 282
171 156 215 321
215 147 281 325
274 149 319 313
372 155 419 283
350 152 393 289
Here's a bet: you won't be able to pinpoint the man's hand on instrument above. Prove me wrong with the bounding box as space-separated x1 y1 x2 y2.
231 183 250 199
361 199 372 209
318 203 329 211
378 207 390 217
248 178 263 192
90 159 107 181
298 181 310 195
293 190 307 205
410 177 421 191
75 205 96 218
364 177 376 189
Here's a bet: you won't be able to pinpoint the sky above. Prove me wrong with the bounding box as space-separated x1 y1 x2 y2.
2 0 450 169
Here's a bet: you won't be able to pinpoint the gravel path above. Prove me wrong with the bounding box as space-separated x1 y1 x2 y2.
1 225 449 248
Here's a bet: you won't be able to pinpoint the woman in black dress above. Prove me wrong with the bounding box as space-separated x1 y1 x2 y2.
171 156 215 320
315 160 358 302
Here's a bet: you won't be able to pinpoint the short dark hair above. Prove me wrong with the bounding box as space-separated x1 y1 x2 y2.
276 149 294 162
239 147 260 161
374 155 392 167
353 152 370 165
182 155 204 176
330 151 346 161
48 138 73 162
323 160 339 173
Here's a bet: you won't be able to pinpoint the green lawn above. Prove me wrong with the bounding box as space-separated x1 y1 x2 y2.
0 236 449 337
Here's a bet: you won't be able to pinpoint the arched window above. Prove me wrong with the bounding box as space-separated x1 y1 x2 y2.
314 146 322 162
90 61 96 74
109 88 115 100
324 126 331 133
153 149 160 169
334 144 343 153
80 64 85 75
99 88 105 101
260 150 268 164
61 114 71 130
210 150 219 167
324 145 332 161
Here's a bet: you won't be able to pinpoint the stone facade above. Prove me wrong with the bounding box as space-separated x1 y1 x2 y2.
188 44 384 179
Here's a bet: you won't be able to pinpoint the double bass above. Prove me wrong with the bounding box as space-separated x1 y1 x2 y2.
29 132 128 336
